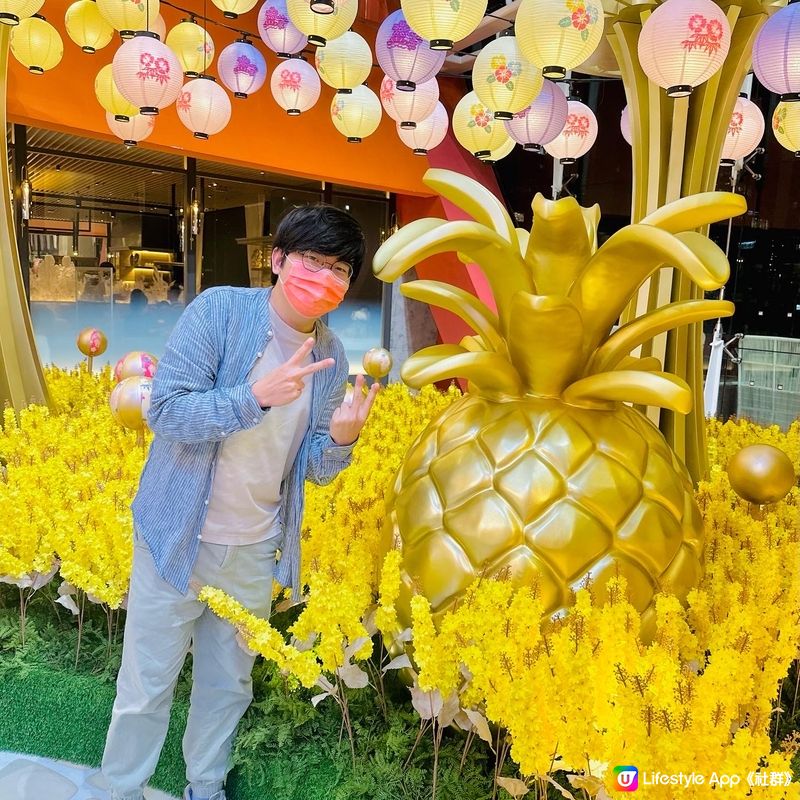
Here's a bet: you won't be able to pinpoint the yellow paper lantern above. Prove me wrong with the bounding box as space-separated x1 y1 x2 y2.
10 15 63 74
97 0 159 38
484 135 516 162
315 30 372 91
95 63 139 119
211 0 258 20
330 84 382 142
65 0 114 53
401 0 487 51
0 0 43 26
516 0 604 79
287 0 356 46
773 101 800 157
166 19 214 76
472 35 543 119
452 90 510 159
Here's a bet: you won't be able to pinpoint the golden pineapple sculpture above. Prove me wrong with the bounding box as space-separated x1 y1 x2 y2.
373 168 745 640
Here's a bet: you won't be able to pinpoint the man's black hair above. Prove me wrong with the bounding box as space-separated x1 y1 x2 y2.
271 204 365 286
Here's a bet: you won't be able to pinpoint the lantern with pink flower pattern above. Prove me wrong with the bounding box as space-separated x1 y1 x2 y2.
543 99 598 164
270 56 320 114
106 111 155 146
218 39 266 99
257 0 307 57
503 78 567 152
113 32 183 115
720 94 764 165
376 9 444 92
176 76 232 139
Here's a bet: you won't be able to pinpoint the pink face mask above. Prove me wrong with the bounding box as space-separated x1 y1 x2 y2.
280 256 348 318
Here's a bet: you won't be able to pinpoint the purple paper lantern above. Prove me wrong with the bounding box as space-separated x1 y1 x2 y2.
503 79 567 153
218 39 267 99
257 0 308 58
375 9 445 92
753 3 800 102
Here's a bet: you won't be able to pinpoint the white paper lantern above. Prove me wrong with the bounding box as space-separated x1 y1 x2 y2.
287 0 356 46
773 101 800 156
176 76 232 138
620 104 631 145
257 0 307 57
401 0 487 51
10 15 63 73
375 9 444 91
397 100 449 154
380 75 438 129
720 95 764 164
97 0 159 38
95 62 138 120
753 4 800 102
472 35 542 119
166 20 214 76
637 0 730 97
315 30 372 91
504 79 568 151
113 32 184 115
211 0 258 20
218 39 266 98
106 111 155 145
65 0 114 53
270 56 320 114
544 99 597 163
0 0 43 26
331 84 382 142
453 89 510 159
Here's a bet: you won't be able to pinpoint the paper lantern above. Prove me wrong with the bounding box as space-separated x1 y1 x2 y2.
485 136 516 162
472 35 542 119
0 0 43 26
218 39 266 98
773 101 800 157
516 0 604 79
401 0 487 51
637 0 730 97
109 376 153 432
504 79 568 151
257 0 307 57
149 13 165 40
114 351 158 382
97 0 159 38
287 0 356 46
113 32 183 115
270 56 320 114
375 9 445 91
753 4 800 102
543 99 598 163
380 75 438 129
95 62 138 120
106 111 155 145
397 100 449 154
620 104 631 145
331 84 382 142
211 0 258 20
10 15 63 73
166 19 214 76
176 76 231 138
720 95 764 164
65 0 114 53
453 90 510 159
315 30 372 91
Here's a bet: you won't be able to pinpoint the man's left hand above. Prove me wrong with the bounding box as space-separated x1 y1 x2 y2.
330 374 380 446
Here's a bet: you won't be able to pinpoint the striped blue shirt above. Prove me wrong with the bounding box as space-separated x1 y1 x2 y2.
131 285 355 600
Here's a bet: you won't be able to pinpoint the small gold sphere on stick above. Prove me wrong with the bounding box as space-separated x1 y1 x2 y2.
727 444 796 505
76 327 108 373
362 347 393 380
109 376 153 447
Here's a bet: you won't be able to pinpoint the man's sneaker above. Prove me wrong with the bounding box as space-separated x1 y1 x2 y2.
182 788 226 800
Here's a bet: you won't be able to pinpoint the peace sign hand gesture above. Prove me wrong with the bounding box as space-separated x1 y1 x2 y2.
330 373 380 446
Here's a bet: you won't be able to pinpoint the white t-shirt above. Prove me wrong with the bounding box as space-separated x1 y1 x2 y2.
200 308 314 546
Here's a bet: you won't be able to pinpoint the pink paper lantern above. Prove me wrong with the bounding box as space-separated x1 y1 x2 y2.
176 76 232 139
503 79 568 152
753 3 800 102
218 39 266 99
543 99 598 164
106 111 155 146
375 9 445 92
112 32 183 115
720 94 765 164
397 100 449 154
380 75 438 129
620 104 632 145
258 0 308 56
270 56 320 114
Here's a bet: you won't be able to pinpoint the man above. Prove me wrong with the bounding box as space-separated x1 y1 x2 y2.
102 204 379 800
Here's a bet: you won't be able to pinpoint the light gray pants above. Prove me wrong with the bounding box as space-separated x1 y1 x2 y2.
101 532 277 800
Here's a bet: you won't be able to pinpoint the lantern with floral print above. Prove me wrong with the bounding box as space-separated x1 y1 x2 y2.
97 0 159 39
720 94 764 165
380 75 438 129
315 30 372 92
114 351 159 383
543 98 597 163
287 0 356 46
176 76 232 138
503 79 567 152
10 14 63 73
773 102 800 157
270 56 320 114
106 111 155 146
113 32 183 115
218 39 266 99
516 0 604 79
397 100 449 154
375 9 445 91
453 90 510 159
76 327 107 372
257 0 307 57
753 3 800 102
472 36 542 120
96 63 138 120
331 84 383 142
620 104 632 145
65 0 114 54
637 0 730 97
401 0 488 51
0 0 42 26
211 0 258 20
166 19 214 77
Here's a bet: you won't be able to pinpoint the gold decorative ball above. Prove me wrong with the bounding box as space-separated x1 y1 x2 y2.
76 327 108 357
362 347 393 380
727 444 796 505
109 376 153 432
114 351 158 383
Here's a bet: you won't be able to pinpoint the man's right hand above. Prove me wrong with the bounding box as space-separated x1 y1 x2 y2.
250 337 334 408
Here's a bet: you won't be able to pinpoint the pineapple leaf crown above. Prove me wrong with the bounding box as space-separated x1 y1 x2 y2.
373 168 745 412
